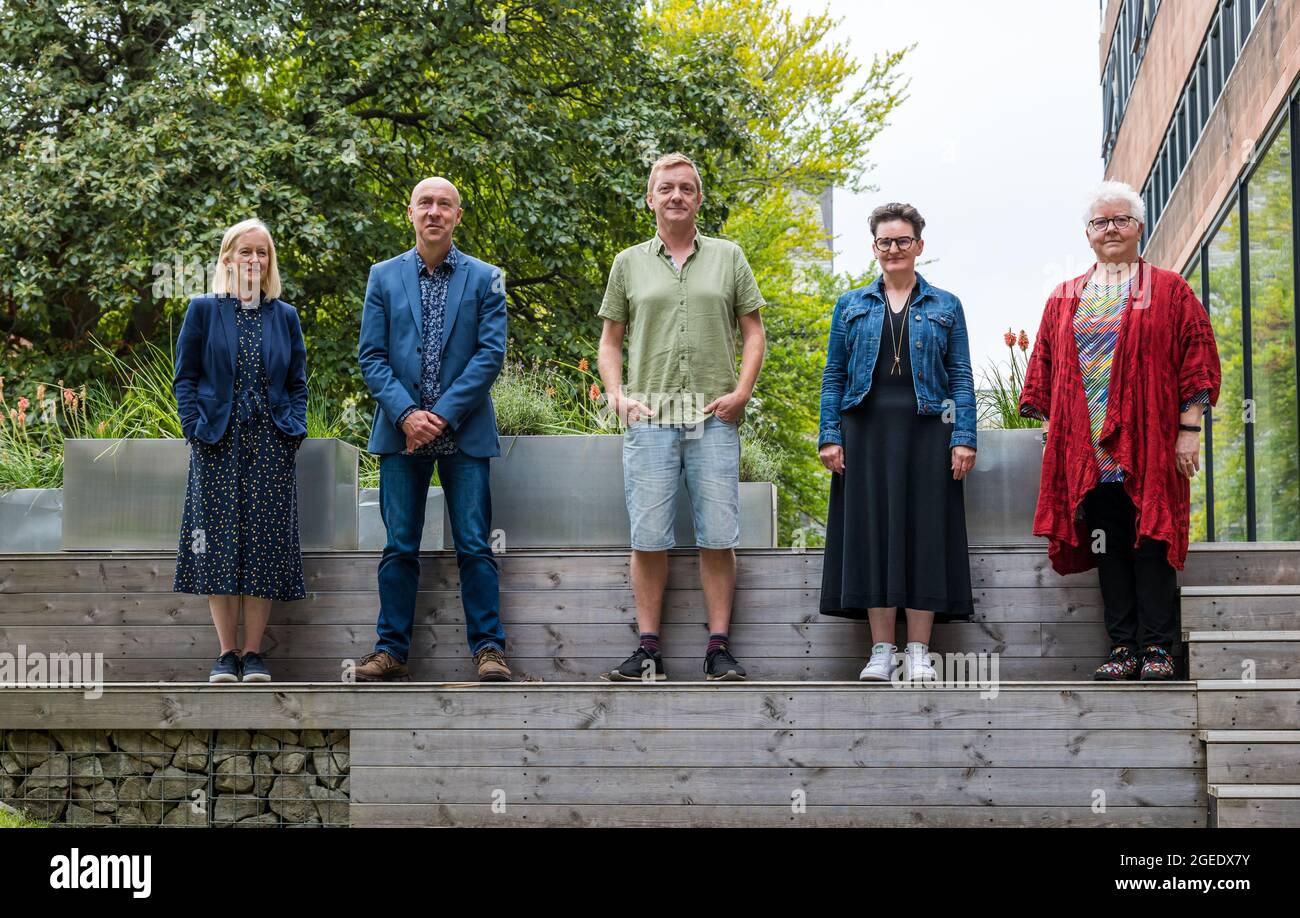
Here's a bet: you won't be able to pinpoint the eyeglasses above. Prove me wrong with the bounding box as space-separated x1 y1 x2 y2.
873 236 916 252
1087 215 1138 231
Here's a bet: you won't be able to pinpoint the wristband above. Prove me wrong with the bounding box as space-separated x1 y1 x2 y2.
1178 423 1201 433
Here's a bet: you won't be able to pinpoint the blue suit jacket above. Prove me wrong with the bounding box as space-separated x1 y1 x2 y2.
358 247 507 456
173 296 308 445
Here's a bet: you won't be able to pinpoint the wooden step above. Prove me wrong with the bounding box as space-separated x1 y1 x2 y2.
1208 784 1300 828
1200 730 1300 784
1186 631 1300 679
0 683 1206 828
351 803 1205 827
75 654 1113 684
1181 586 1300 632
2 546 1288 685
1196 680 1300 730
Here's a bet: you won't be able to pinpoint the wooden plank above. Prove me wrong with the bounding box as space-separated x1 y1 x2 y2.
0 552 818 593
0 621 1055 659
75 654 1109 684
1208 783 1300 798
351 765 1204 807
1211 798 1300 828
0 587 1108 626
0 684 1200 731
1197 685 1300 730
1188 640 1300 679
971 588 1104 623
5 545 1294 591
1186 630 1300 640
1042 623 1175 657
349 802 1206 828
1181 588 1300 632
3 543 1297 591
1199 729 1300 742
1183 607 1300 632
1207 740 1300 783
351 727 1203 768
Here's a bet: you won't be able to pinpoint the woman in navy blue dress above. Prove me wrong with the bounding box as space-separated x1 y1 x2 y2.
172 219 308 684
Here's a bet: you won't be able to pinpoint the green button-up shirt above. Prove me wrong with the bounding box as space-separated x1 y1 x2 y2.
599 231 764 425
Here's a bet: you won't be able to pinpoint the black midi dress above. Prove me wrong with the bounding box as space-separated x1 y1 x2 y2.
173 301 306 602
819 302 974 620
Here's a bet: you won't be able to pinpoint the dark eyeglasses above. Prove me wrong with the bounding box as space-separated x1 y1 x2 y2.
873 236 916 252
1087 215 1138 231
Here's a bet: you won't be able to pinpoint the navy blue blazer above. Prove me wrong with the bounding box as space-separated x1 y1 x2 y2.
173 295 308 445
358 247 507 456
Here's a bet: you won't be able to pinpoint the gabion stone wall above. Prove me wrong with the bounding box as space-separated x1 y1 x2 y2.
0 729 349 827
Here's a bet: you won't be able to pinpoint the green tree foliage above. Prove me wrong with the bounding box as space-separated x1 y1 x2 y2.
1 0 908 541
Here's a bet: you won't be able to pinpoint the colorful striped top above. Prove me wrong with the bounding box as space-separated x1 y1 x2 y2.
1074 277 1131 482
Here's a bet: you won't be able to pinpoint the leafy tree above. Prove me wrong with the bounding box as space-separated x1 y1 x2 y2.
1 0 910 542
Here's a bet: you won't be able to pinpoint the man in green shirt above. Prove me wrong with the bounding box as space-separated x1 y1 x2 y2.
597 152 766 682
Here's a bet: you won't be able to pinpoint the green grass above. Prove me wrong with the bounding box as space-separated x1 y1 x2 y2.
0 806 47 828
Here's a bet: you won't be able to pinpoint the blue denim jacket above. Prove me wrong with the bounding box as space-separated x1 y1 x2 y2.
818 272 977 451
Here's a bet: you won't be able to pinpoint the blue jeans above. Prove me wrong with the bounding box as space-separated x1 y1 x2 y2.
375 450 504 662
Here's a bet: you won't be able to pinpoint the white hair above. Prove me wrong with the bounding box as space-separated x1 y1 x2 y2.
1083 180 1146 225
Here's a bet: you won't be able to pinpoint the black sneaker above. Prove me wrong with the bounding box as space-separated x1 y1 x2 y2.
705 646 747 681
240 651 271 683
601 646 667 682
209 650 242 684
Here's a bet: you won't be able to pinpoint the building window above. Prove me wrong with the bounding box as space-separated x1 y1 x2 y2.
1185 257 1210 543
1224 2 1238 72
1100 0 1164 162
1207 204 1248 540
1246 127 1299 540
1137 0 1263 239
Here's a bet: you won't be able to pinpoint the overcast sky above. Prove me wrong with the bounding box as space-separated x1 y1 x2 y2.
779 0 1105 375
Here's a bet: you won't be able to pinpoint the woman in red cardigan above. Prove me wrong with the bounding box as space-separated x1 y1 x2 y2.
1019 181 1221 682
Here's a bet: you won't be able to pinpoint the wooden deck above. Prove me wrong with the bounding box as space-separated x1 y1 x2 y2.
2 542 1296 683
2 541 1297 827
0 682 1207 827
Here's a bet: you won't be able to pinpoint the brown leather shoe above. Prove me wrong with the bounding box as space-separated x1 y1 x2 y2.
474 645 512 682
353 650 410 682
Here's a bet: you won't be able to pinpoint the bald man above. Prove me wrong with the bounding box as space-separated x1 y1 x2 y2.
356 177 511 682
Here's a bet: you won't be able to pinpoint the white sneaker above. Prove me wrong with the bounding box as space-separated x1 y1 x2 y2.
859 642 896 681
902 642 937 682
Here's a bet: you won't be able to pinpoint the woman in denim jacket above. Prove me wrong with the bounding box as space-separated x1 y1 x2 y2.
817 203 976 682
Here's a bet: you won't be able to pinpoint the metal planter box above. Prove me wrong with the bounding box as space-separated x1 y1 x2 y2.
358 487 445 550
0 488 64 552
465 434 778 549
964 428 1044 545
62 438 359 551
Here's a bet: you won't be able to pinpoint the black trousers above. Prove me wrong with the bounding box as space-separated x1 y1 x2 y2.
1082 482 1179 650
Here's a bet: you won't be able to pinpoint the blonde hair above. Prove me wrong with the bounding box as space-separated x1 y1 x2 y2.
646 152 703 197
213 218 282 299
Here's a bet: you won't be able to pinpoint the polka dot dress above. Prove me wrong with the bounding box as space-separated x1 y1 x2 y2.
173 301 306 602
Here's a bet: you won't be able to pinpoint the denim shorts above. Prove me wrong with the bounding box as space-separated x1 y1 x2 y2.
622 414 741 551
